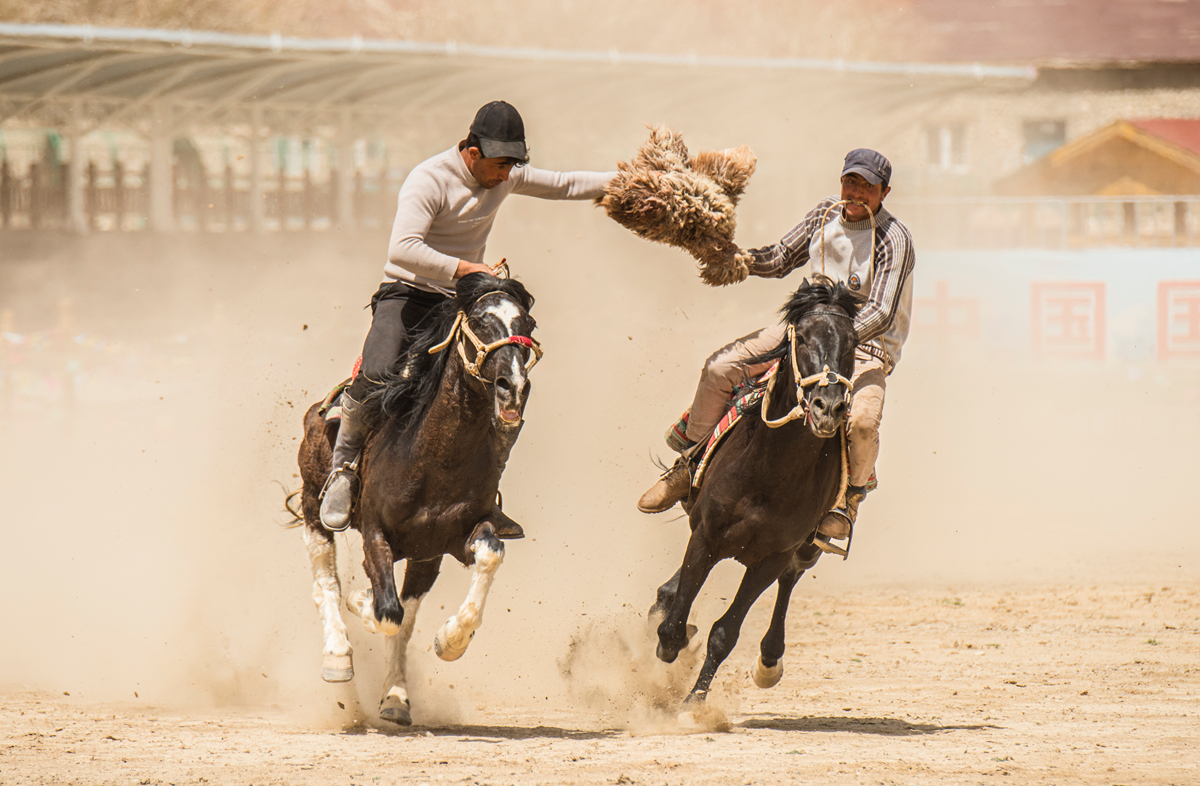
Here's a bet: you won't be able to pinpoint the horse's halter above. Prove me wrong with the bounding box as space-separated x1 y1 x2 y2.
427 293 543 384
760 307 855 429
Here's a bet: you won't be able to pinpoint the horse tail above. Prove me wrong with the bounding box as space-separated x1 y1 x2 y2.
280 483 305 529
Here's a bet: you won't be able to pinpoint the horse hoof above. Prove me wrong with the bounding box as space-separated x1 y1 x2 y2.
752 655 783 689
433 628 474 662
379 695 412 726
655 641 679 664
321 653 354 683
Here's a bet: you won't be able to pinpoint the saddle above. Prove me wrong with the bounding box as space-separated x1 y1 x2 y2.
318 356 363 421
666 362 878 494
664 361 779 489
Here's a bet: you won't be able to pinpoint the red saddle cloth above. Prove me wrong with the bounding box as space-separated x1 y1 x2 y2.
663 361 779 488
318 356 363 421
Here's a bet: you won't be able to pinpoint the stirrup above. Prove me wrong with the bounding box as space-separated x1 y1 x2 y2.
813 513 854 560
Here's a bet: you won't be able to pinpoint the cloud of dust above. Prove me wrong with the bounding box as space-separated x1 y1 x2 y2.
2 63 1197 730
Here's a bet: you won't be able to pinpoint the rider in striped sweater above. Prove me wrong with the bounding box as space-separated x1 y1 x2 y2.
638 149 916 558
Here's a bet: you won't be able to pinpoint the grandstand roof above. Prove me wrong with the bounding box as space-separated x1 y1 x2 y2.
0 22 1036 134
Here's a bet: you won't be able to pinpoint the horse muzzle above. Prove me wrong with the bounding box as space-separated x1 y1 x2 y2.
492 371 531 430
805 389 850 439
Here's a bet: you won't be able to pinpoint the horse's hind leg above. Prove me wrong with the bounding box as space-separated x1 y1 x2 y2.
302 526 354 682
754 544 821 689
434 522 504 662
686 550 792 704
378 557 442 726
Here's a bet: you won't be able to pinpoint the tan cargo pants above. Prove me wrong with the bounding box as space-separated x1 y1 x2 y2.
684 323 886 488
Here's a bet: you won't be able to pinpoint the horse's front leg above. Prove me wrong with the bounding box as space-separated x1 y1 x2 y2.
434 521 504 662
357 528 402 635
656 533 716 664
302 526 354 682
687 550 792 704
754 543 821 689
377 557 442 726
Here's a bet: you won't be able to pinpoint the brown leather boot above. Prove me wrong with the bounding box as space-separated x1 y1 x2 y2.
814 484 867 558
637 458 693 514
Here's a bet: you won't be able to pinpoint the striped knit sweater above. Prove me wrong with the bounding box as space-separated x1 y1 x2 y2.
744 195 915 371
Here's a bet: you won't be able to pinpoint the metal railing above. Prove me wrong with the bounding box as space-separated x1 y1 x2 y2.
893 195 1200 250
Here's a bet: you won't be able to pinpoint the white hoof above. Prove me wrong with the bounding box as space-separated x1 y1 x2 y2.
321 653 354 683
752 655 783 689
433 618 474 662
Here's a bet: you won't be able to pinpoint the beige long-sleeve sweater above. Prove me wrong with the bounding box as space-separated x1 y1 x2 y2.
383 145 615 294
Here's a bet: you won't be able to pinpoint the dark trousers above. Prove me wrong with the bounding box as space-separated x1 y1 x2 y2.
347 282 448 401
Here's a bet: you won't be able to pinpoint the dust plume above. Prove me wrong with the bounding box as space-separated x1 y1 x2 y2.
2 70 1197 733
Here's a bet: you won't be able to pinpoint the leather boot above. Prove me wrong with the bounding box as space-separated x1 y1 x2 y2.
637 456 693 514
814 484 867 558
319 392 369 532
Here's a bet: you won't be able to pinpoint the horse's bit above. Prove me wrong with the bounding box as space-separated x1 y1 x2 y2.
427 294 543 384
760 312 854 429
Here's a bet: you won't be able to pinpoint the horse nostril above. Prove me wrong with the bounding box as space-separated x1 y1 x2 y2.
520 380 531 399
812 399 827 413
496 377 514 394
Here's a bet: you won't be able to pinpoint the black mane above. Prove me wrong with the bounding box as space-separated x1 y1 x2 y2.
360 273 535 434
744 277 861 367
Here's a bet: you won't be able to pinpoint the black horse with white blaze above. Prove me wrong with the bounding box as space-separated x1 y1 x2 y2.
651 278 860 707
293 273 541 725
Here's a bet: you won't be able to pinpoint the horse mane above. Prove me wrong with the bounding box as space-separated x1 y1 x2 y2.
360 273 535 434
743 277 861 368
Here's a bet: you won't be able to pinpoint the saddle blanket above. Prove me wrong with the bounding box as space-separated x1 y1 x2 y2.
318 356 363 421
666 361 878 492
664 362 778 487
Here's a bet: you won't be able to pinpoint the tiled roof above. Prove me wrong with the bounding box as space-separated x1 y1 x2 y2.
1130 119 1200 157
907 0 1200 64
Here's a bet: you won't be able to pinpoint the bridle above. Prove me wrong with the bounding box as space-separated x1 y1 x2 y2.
756 197 873 429
427 292 543 384
760 307 854 429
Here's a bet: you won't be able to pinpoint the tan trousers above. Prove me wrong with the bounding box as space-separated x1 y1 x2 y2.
685 324 886 488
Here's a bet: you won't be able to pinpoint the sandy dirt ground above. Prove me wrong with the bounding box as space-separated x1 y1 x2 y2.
2 583 1197 785
2 164 1198 786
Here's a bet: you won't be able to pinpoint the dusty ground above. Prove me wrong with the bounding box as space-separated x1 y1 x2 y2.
3 189 1198 786
3 582 1196 785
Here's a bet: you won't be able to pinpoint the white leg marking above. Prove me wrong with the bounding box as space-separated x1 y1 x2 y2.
302 528 353 682
434 540 504 661
380 594 425 711
346 586 401 636
752 653 784 689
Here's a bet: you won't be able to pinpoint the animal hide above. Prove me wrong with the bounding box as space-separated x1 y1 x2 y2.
597 126 757 287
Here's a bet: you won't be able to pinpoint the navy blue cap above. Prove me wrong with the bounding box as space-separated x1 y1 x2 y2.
469 101 527 161
842 149 892 187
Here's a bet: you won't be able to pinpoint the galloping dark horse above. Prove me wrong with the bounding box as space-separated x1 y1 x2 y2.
651 279 860 708
293 273 541 725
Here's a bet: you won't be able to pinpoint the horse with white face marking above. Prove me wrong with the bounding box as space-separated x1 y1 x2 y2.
293 273 541 725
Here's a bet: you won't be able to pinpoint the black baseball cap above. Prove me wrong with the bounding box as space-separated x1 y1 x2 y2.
469 100 528 161
842 149 892 187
